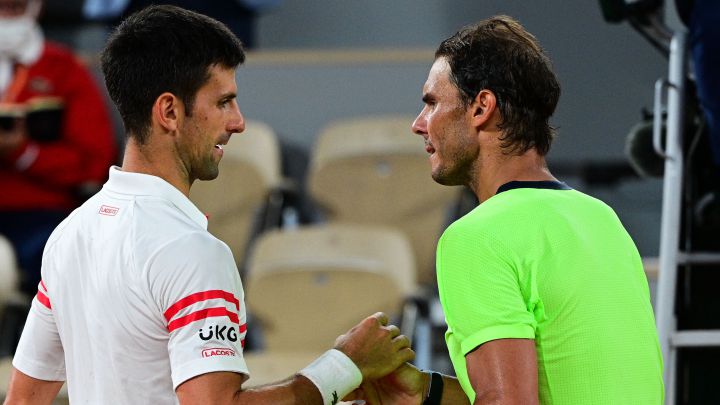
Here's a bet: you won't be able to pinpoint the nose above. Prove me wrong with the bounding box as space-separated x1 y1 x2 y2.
228 106 245 134
411 109 427 136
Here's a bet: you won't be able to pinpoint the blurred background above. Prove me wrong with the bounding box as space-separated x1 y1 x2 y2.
45 0 672 255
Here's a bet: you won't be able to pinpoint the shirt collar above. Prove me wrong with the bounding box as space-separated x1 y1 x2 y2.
103 166 208 229
496 180 572 195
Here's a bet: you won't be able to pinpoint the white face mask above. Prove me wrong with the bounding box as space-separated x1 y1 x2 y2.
0 1 41 55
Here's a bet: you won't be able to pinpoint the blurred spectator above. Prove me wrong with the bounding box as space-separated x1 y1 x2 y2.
84 0 283 48
0 0 117 295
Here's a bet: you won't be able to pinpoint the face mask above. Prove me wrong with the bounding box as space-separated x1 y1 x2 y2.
0 1 40 55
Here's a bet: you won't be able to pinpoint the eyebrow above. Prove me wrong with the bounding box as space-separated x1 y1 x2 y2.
219 92 237 102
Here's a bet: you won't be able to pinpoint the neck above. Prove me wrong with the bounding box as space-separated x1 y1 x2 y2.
121 136 192 197
469 148 556 203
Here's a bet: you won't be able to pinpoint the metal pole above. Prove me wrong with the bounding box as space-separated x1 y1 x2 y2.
654 31 687 405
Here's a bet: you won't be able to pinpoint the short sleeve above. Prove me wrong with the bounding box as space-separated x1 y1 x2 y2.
13 281 66 381
147 232 249 389
437 227 536 355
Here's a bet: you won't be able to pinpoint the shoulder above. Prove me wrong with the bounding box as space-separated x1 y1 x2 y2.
43 191 106 250
160 231 232 261
130 197 233 267
556 189 622 225
43 209 80 251
438 205 514 265
145 231 242 311
146 229 236 285
440 200 504 244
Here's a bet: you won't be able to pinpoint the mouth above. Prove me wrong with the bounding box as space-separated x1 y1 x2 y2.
425 142 435 155
215 134 232 150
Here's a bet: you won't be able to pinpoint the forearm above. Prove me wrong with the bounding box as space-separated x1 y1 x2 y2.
179 350 361 405
4 368 63 405
437 374 471 405
233 374 322 405
179 313 412 405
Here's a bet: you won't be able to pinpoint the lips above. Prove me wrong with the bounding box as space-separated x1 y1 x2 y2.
425 142 435 154
215 134 231 150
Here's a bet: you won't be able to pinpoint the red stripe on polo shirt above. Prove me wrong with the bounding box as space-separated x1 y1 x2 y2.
167 307 240 332
164 290 239 322
40 280 48 292
36 291 51 309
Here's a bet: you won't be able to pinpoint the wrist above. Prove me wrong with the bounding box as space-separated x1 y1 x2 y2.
299 349 362 405
422 371 432 399
422 371 444 405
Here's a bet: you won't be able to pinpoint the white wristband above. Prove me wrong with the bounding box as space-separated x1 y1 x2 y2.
299 349 362 405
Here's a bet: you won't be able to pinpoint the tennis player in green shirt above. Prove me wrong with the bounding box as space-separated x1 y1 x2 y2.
348 15 663 405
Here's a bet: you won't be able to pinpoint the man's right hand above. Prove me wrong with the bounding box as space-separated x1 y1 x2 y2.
345 363 428 405
334 312 415 380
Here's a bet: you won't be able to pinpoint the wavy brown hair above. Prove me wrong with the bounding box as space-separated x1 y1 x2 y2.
436 15 560 156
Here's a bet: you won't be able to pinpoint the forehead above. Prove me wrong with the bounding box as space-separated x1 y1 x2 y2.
423 57 458 97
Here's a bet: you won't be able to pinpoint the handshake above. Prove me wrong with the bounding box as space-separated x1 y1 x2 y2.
306 312 438 405
0 97 64 142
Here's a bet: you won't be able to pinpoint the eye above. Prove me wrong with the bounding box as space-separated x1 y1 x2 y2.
219 98 233 109
422 96 435 108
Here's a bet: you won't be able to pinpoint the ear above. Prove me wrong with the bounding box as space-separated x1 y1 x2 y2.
152 92 183 133
469 89 497 128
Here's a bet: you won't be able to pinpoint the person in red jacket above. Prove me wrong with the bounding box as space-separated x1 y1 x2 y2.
0 0 117 295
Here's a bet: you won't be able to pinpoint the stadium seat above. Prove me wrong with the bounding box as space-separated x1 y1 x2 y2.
307 115 462 285
189 120 283 277
242 223 417 386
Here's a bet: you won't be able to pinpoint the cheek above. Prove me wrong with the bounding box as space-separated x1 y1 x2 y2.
427 114 445 143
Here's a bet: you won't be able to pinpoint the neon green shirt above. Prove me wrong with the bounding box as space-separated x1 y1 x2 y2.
437 181 663 404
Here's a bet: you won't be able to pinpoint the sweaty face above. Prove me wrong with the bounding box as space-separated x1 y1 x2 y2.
412 58 478 186
178 65 244 183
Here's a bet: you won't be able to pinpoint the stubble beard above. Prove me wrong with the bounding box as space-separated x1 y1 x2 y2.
432 152 474 186
431 125 477 187
185 145 220 183
195 154 220 181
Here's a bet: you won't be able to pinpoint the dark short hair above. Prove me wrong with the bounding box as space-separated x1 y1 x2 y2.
101 5 245 143
436 15 560 155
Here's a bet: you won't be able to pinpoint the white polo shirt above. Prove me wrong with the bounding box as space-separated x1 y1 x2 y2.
13 166 249 404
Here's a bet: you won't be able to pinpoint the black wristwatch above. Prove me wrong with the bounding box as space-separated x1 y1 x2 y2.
423 371 444 405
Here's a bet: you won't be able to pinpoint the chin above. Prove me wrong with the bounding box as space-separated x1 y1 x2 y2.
196 166 220 181
432 168 467 186
432 174 459 186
